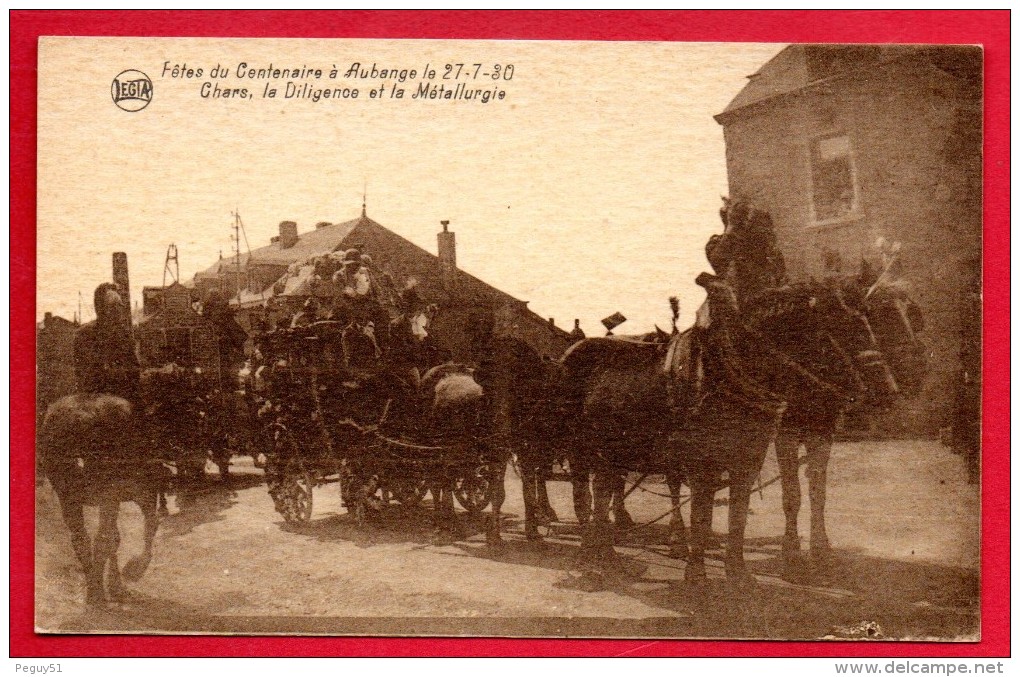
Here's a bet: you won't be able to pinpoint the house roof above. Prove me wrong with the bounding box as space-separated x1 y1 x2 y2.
193 217 363 280
194 254 250 279
195 211 571 340
716 44 982 123
248 217 361 267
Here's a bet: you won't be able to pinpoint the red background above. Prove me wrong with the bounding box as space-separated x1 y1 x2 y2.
10 10 1010 658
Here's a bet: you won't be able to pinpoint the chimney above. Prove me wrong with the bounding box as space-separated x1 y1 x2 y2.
437 220 456 290
112 252 131 320
279 221 299 249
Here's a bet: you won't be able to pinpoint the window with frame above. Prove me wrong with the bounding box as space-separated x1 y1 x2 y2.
810 134 859 223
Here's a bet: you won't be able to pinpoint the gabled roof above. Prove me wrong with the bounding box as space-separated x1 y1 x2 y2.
716 44 982 123
194 254 250 279
197 211 572 341
248 217 362 267
193 217 363 280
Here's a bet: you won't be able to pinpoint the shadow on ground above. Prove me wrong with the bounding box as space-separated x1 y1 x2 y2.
265 503 978 640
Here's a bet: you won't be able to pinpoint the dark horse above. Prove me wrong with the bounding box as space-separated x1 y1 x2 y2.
39 393 167 606
558 269 924 585
480 335 573 542
765 267 927 573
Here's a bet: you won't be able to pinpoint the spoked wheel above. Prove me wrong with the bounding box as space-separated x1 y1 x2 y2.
454 467 492 515
278 460 314 523
390 477 429 508
267 431 314 523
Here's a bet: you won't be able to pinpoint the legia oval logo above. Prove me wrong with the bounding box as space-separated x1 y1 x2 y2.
111 70 153 112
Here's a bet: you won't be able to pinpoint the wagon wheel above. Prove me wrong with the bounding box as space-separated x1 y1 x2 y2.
267 431 315 523
170 442 208 485
390 478 429 508
454 468 492 515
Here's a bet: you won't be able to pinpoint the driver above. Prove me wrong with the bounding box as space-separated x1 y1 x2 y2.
73 282 140 406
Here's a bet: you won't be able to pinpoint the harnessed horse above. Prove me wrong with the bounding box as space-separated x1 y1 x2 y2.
756 267 927 575
560 270 924 586
39 393 169 606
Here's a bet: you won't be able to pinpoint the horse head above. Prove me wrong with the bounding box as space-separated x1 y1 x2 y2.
795 261 926 410
846 258 928 398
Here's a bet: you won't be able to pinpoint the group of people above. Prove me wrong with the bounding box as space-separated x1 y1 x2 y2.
73 199 788 409
261 247 440 372
69 198 829 486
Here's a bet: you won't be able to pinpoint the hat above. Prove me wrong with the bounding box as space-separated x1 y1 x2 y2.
601 312 627 332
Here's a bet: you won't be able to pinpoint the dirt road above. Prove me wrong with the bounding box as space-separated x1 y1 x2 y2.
35 439 979 639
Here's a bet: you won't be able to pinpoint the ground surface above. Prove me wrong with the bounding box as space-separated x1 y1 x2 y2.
35 439 980 640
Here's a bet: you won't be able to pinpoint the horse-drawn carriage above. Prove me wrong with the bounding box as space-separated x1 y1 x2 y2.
135 282 260 480
251 317 502 526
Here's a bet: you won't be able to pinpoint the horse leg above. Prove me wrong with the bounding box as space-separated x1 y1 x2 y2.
520 462 542 541
57 495 91 571
581 471 616 563
105 524 127 602
87 502 120 606
725 468 756 588
685 477 713 583
775 430 803 562
571 470 593 526
123 489 160 582
486 460 506 547
432 473 463 541
537 467 558 524
611 474 635 529
666 473 689 560
576 470 616 591
806 434 833 568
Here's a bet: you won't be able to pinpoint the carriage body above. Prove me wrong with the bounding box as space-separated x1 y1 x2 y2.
135 283 261 477
252 316 499 524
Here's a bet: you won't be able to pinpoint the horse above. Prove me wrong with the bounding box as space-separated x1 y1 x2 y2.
480 335 572 542
757 266 928 576
562 270 922 586
38 393 168 606
556 330 693 560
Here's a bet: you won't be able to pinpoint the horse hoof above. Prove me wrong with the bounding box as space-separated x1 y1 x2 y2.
538 509 559 525
122 556 151 582
107 583 131 603
613 512 636 530
669 545 690 561
684 566 707 584
485 526 504 548
782 535 802 555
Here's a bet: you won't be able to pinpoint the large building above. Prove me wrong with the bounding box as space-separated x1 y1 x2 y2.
715 45 982 440
190 208 573 361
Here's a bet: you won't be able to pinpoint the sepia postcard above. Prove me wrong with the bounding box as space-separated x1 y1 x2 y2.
33 35 983 642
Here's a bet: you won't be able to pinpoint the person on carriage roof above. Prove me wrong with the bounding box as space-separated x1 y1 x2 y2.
73 282 141 405
203 289 249 382
290 297 322 329
706 197 788 309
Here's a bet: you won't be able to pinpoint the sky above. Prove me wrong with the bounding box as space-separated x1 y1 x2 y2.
37 38 783 334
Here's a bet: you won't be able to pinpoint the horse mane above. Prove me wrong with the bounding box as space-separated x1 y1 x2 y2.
561 336 668 379
741 284 824 333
